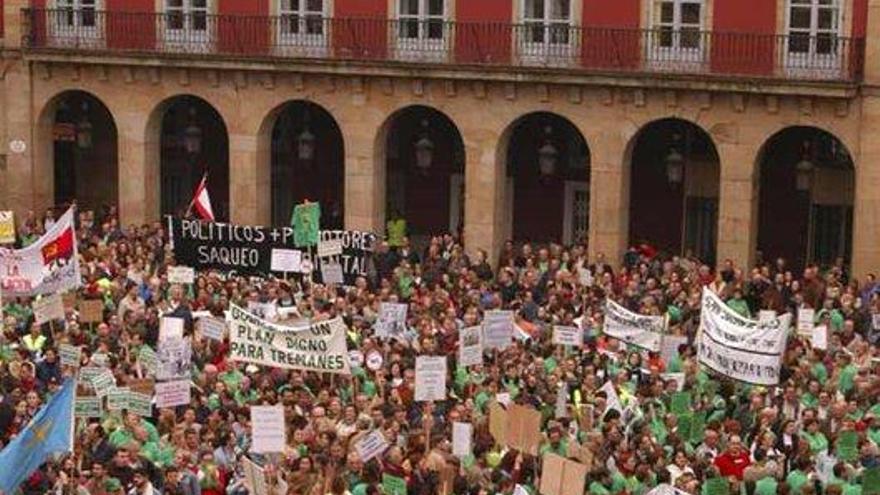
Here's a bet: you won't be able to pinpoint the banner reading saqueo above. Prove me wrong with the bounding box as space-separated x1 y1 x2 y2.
603 299 663 352
698 288 790 385
227 303 351 375
167 217 375 285
0 207 81 297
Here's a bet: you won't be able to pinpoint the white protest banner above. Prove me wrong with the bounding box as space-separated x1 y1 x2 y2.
321 262 344 285
155 379 192 408
250 405 287 454
270 248 302 273
698 288 789 385
317 238 343 258
167 266 195 285
228 303 351 374
415 356 447 402
660 335 688 365
59 344 81 367
797 308 815 336
33 293 65 325
603 299 663 351
74 396 102 418
482 310 514 350
599 381 622 414
159 316 185 342
458 325 483 368
811 325 829 350
355 430 389 463
0 206 80 297
197 316 226 341
758 310 777 324
552 326 582 347
452 422 473 458
157 338 193 381
375 302 408 340
0 211 15 244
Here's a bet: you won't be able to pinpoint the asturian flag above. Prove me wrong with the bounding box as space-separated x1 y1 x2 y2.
0 379 75 494
191 174 215 221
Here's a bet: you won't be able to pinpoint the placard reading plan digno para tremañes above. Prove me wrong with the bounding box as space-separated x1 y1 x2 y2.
226 303 351 375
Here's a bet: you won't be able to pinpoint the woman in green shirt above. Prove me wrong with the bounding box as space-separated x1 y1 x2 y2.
801 418 829 454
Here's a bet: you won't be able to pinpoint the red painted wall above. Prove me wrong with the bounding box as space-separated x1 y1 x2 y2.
711 0 776 76
852 0 868 79
106 0 155 50
581 0 641 69
333 0 387 59
455 0 512 64
217 0 269 55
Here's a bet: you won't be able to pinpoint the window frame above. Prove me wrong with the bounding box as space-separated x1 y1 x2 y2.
647 0 706 65
784 0 844 73
518 0 576 66
50 0 102 46
277 0 328 42
393 0 449 62
162 0 213 50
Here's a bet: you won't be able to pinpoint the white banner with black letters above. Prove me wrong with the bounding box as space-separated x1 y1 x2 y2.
697 288 790 385
603 299 663 351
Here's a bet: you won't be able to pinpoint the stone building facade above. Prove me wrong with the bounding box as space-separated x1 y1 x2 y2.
0 0 879 275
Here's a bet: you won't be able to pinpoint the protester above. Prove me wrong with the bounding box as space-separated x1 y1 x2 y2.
0 204 879 495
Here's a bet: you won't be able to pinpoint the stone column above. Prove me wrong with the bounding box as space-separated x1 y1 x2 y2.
852 0 880 276
343 125 385 235
462 128 505 262
116 108 159 225
588 130 630 264
715 142 758 269
229 133 264 225
4 60 37 220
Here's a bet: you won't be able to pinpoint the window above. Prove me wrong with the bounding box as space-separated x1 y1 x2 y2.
395 0 447 61
279 0 325 38
164 0 211 48
787 0 841 69
520 0 574 65
648 0 705 65
51 0 101 46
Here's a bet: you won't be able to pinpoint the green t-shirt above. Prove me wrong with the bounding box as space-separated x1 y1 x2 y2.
589 481 612 495
802 431 829 454
839 364 858 393
787 470 809 493
755 477 778 495
220 369 244 391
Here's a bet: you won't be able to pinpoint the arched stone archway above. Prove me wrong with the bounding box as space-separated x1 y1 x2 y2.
378 105 466 247
502 112 590 245
37 90 118 214
627 118 720 263
260 100 345 228
151 95 230 221
756 126 854 271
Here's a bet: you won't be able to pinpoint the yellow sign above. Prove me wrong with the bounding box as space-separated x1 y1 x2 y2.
0 211 14 244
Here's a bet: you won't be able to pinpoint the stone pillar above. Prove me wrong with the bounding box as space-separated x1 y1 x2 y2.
462 128 505 263
344 126 384 235
715 142 758 269
4 0 27 50
852 0 880 276
4 60 37 221
588 130 630 264
229 133 264 225
116 108 159 225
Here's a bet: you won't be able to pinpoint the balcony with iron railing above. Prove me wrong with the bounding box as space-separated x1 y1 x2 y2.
21 9 865 83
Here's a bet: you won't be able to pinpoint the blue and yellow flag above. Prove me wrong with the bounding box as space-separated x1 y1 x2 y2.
0 379 75 493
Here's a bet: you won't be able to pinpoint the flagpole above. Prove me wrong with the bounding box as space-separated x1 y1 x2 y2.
185 171 209 219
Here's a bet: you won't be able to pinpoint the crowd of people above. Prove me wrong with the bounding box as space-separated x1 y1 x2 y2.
1 205 880 495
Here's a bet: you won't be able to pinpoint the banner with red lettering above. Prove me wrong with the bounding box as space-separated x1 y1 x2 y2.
0 207 80 297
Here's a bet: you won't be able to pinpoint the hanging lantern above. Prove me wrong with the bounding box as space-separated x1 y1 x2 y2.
414 119 433 172
795 141 815 192
665 147 684 184
538 126 558 177
297 127 316 161
76 101 93 150
182 107 202 156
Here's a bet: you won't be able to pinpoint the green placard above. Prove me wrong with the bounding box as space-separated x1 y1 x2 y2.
74 397 103 418
690 412 706 444
107 387 130 412
705 477 730 495
128 392 153 417
677 414 693 441
836 430 859 461
863 467 880 495
138 346 159 377
382 473 407 495
671 392 691 416
291 202 320 247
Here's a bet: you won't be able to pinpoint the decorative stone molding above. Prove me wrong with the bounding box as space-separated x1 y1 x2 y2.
472 81 486 99
537 83 549 102
291 73 305 90
412 78 424 96
634 89 646 107
444 80 456 97
178 68 190 86
799 96 813 116
568 86 582 104
504 82 516 101
207 69 219 87
731 93 745 113
765 95 779 114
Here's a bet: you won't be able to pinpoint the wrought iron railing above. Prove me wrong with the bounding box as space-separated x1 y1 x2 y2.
22 9 864 82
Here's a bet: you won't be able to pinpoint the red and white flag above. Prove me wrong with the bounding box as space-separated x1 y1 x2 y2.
191 174 215 221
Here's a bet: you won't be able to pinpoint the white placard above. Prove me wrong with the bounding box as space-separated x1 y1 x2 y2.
355 430 389 463
270 248 302 273
155 379 192 408
415 356 447 402
375 302 409 340
661 372 686 391
157 338 193 381
452 422 473 458
33 293 65 325
552 325 583 347
250 405 287 454
872 313 880 330
797 308 815 336
198 316 226 341
555 382 569 419
458 326 483 368
348 350 364 369
603 299 663 351
90 369 116 398
758 310 777 324
59 343 81 367
482 310 514 350
660 335 688 365
495 392 511 407
811 325 829 350
321 262 344 285
317 238 343 258
168 266 195 284
159 316 185 342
